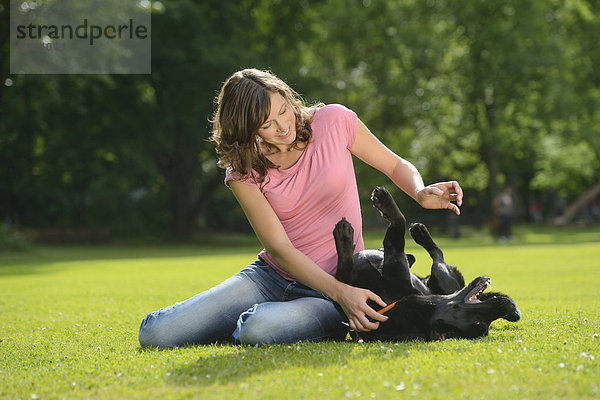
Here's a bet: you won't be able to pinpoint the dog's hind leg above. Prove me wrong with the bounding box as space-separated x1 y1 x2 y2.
333 218 355 284
371 187 414 288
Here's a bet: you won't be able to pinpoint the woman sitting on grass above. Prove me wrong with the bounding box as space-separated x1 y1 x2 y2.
138 68 463 347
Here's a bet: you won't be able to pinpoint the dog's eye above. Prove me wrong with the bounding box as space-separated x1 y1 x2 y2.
473 322 485 330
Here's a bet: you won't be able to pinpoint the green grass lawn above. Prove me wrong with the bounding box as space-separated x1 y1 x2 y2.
1 226 599 399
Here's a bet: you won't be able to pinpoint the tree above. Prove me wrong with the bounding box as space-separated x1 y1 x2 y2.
2 0 599 239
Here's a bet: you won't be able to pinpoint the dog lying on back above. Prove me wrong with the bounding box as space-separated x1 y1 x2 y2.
334 186 520 341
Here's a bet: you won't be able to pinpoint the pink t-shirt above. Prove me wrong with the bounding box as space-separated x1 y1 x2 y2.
225 104 365 280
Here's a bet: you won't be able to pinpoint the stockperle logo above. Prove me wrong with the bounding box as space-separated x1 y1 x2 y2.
10 0 151 74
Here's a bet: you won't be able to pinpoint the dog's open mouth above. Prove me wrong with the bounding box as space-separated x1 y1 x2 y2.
465 279 492 304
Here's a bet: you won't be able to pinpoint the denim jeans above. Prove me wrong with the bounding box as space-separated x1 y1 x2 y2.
138 259 347 347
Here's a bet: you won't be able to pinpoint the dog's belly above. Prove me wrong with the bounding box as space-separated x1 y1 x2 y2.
353 249 384 273
352 250 430 296
411 275 429 293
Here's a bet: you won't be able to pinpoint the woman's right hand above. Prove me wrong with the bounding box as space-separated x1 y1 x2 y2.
334 283 389 332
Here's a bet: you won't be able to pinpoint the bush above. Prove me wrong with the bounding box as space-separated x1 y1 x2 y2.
0 224 30 251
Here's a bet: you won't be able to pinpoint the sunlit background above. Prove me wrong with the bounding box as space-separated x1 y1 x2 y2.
1 0 599 244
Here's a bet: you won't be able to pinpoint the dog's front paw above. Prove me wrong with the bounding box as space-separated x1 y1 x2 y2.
371 186 405 225
371 186 393 213
410 222 443 260
409 223 432 245
334 217 355 255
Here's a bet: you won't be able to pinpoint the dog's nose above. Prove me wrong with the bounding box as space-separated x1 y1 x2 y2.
503 307 521 322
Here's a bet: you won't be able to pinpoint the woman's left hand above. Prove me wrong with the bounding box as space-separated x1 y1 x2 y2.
416 181 464 215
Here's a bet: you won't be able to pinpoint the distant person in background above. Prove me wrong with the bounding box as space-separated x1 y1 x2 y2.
582 200 599 226
447 211 460 239
495 186 514 242
138 68 463 347
530 201 544 224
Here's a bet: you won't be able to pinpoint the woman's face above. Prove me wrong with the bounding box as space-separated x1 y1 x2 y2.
257 91 296 151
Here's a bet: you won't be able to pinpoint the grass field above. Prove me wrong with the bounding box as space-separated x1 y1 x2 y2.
1 226 599 399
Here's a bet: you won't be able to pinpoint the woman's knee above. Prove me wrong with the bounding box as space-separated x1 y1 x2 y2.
236 301 338 345
138 311 164 348
138 311 184 348
237 299 347 345
236 304 279 345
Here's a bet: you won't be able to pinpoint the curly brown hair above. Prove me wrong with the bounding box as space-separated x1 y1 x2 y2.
209 69 318 183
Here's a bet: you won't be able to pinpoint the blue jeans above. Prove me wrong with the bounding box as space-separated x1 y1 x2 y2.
138 259 347 347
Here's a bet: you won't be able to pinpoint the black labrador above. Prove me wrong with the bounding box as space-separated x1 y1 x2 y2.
334 186 520 341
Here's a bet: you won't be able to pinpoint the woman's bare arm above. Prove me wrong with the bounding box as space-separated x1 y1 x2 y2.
351 119 463 214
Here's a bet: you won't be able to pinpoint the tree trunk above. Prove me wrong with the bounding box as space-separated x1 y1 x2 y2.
483 102 500 216
158 121 222 241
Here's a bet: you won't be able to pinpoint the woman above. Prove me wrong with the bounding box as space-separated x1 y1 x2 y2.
138 68 463 347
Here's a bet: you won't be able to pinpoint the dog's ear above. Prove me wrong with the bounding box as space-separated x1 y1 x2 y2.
407 254 416 268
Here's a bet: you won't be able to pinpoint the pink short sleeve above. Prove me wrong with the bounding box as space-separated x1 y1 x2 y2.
315 104 358 151
224 168 259 188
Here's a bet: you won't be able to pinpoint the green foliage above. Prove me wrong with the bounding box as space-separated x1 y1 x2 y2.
531 135 597 196
0 224 30 251
1 0 600 238
1 228 599 399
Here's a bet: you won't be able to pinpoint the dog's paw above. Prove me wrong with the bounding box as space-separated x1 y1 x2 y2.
410 223 444 262
371 186 393 213
371 187 404 225
334 217 355 254
410 223 434 246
